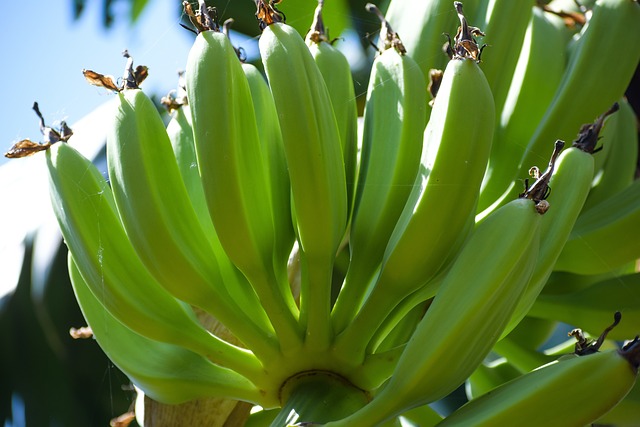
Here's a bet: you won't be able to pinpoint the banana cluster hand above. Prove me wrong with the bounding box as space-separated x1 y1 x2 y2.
9 0 637 424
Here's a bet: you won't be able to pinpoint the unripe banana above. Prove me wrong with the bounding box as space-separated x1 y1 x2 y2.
330 196 545 426
68 256 270 407
584 97 639 209
305 0 358 218
384 0 480 78
529 272 640 340
331 3 427 334
258 3 347 351
438 342 640 426
479 6 569 210
465 357 521 400
46 143 263 377
554 177 640 274
164 88 273 344
333 3 494 359
477 0 536 116
505 117 606 334
241 61 294 276
518 0 640 183
186 19 301 351
594 378 640 426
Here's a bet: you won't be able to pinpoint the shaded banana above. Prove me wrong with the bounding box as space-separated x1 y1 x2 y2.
529 272 640 340
584 97 639 209
465 357 521 400
554 177 640 274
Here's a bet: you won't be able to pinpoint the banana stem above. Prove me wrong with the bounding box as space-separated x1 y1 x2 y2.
299 252 334 352
249 271 304 357
271 371 370 426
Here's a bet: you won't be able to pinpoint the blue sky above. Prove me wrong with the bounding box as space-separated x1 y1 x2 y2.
0 0 261 167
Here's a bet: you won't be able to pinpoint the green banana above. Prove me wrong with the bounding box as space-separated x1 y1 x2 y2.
384 0 479 78
504 115 609 334
305 0 358 218
164 82 274 342
478 6 569 211
517 0 640 186
241 61 294 275
330 3 427 334
438 342 640 426
584 97 639 209
333 2 494 361
465 357 521 400
594 377 640 426
554 177 640 274
258 2 347 351
68 255 269 407
529 272 640 340
476 0 536 116
504 315 558 352
186 13 301 352
330 195 545 426
45 142 263 378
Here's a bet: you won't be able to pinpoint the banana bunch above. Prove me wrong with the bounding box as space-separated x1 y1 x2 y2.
7 0 640 424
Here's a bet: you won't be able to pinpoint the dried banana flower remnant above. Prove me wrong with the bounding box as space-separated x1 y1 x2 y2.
4 102 73 158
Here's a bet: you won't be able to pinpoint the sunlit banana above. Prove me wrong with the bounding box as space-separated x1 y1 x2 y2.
185 8 301 352
333 2 494 361
478 6 569 210
305 0 358 218
258 0 347 351
68 255 271 407
329 194 546 426
164 76 275 354
477 0 535 116
438 339 640 426
46 142 264 378
331 3 427 334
